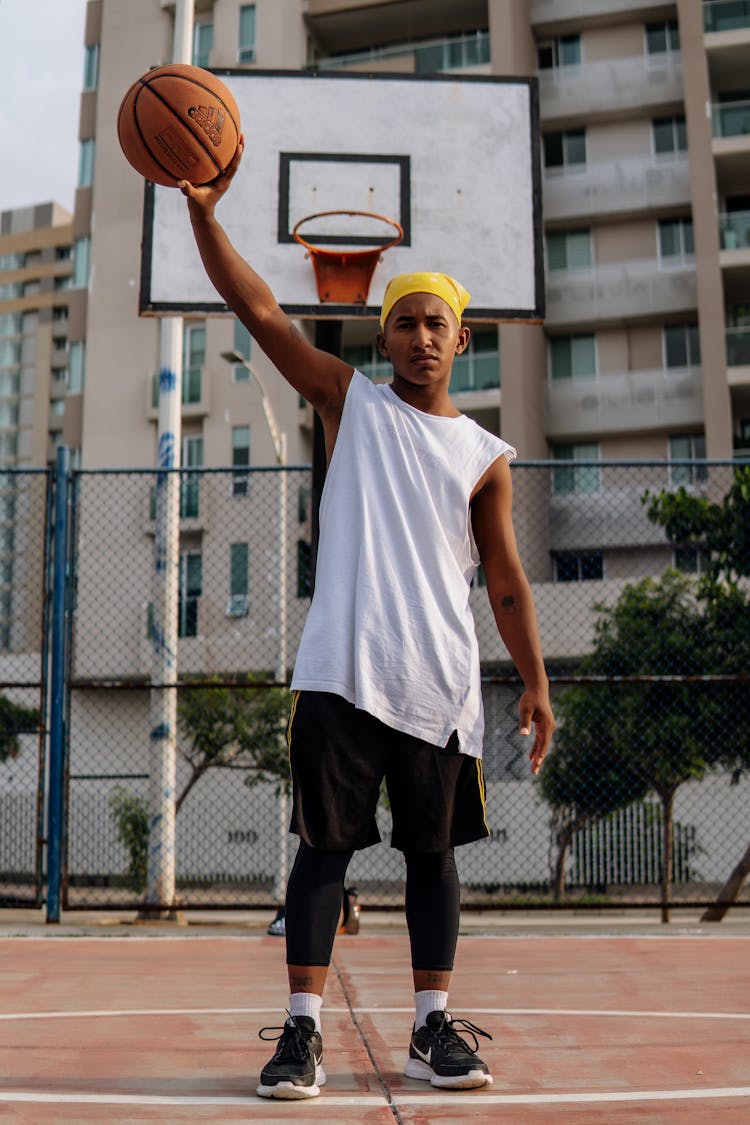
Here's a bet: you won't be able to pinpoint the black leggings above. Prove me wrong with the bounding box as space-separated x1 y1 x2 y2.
285 840 460 972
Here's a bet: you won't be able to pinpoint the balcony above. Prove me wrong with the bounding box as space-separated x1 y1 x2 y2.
543 155 691 223
539 55 683 126
549 483 669 552
315 30 490 73
726 327 750 387
531 0 664 32
545 258 697 328
545 367 704 439
146 366 210 420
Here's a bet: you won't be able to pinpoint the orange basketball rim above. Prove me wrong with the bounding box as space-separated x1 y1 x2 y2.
292 210 404 305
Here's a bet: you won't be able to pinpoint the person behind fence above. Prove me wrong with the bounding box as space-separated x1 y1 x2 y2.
179 139 555 1100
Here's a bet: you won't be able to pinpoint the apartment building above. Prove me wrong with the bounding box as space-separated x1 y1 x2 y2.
59 0 749 674
0 203 76 652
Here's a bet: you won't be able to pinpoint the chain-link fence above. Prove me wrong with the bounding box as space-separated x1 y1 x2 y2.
0 470 51 907
55 460 750 916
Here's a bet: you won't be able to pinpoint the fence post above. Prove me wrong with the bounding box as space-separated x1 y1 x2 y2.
46 445 70 924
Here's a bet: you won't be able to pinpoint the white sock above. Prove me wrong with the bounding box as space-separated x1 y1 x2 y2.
289 992 323 1032
415 989 448 1030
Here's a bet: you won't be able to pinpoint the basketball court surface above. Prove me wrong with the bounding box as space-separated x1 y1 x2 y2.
0 912 748 1122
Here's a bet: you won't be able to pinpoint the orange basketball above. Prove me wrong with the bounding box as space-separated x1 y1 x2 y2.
117 63 241 188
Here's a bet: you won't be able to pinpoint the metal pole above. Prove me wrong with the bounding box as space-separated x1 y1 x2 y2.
46 445 70 923
144 0 193 916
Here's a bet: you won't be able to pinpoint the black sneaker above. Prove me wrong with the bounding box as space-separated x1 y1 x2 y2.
256 1014 325 1099
404 1010 493 1089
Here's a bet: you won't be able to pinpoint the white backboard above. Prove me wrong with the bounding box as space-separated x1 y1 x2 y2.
140 70 544 322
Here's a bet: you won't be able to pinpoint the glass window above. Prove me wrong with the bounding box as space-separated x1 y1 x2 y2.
178 551 202 637
550 334 596 380
232 319 252 381
669 433 707 485
552 442 600 493
182 322 205 404
546 230 591 271
658 218 694 260
193 20 213 68
180 435 203 518
449 327 500 393
69 341 86 393
538 34 581 69
653 115 687 156
544 129 586 170
342 342 392 382
555 552 603 582
83 44 99 91
239 4 256 63
232 424 251 495
297 539 312 598
72 238 90 288
230 542 249 597
664 323 700 368
78 138 95 187
646 20 680 55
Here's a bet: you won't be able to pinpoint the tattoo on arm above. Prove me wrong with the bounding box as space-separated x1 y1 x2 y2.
501 596 517 615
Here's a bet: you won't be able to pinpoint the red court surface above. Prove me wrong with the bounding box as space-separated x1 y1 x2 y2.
0 918 748 1122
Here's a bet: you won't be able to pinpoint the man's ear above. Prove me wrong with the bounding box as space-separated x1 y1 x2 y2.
376 332 389 358
455 326 471 355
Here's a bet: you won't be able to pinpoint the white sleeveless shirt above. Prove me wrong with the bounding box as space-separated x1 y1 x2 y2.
291 371 516 758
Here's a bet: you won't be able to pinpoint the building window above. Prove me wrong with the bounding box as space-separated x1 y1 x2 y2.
653 115 687 156
232 424 251 495
645 20 680 57
232 319 252 381
297 539 312 598
546 229 591 271
180 435 203 518
239 4 256 63
78 138 95 187
658 218 694 262
552 442 600 494
178 551 202 637
664 323 700 368
83 44 99 91
538 35 581 70
228 542 249 615
554 552 603 582
69 341 86 393
549 334 596 381
543 129 586 171
182 322 205 404
450 328 500 393
72 238 90 288
342 343 392 382
193 20 213 67
674 547 708 574
298 486 310 524
669 433 707 486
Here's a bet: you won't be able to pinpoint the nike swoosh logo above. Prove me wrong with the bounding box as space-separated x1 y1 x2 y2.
413 1045 432 1065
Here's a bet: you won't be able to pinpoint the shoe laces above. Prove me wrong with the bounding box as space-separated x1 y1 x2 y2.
258 1013 312 1063
434 1014 492 1055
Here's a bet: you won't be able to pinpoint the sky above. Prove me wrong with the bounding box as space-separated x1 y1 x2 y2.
0 0 89 213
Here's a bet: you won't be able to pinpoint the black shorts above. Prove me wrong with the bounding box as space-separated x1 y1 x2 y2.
287 691 489 853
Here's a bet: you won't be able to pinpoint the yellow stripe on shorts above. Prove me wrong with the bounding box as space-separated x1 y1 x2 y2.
476 758 489 834
286 689 300 753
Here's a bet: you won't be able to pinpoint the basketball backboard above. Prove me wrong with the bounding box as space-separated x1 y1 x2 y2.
140 69 543 322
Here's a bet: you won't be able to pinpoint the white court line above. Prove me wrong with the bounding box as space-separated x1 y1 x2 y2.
0 1088 748 1109
0 1005 749 1022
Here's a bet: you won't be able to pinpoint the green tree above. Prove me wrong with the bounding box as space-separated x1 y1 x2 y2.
175 676 291 813
645 465 750 919
541 572 718 920
0 695 40 761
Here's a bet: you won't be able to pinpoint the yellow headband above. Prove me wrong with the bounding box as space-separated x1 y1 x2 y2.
379 272 471 329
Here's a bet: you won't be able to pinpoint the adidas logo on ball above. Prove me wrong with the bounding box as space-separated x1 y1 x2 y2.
188 105 225 147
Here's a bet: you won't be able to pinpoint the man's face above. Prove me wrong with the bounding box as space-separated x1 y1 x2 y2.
376 292 470 388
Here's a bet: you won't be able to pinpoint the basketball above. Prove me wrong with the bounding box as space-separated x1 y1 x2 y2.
117 63 241 188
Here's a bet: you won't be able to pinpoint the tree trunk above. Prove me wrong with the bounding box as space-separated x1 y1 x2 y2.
660 790 675 925
553 821 577 902
701 839 750 922
175 764 209 815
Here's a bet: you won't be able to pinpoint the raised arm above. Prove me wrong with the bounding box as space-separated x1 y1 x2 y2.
470 455 555 774
179 139 353 435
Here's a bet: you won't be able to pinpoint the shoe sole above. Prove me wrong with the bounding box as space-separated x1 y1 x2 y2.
256 1064 326 1100
404 1057 492 1089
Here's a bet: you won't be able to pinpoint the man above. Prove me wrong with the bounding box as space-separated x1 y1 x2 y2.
180 139 555 1100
